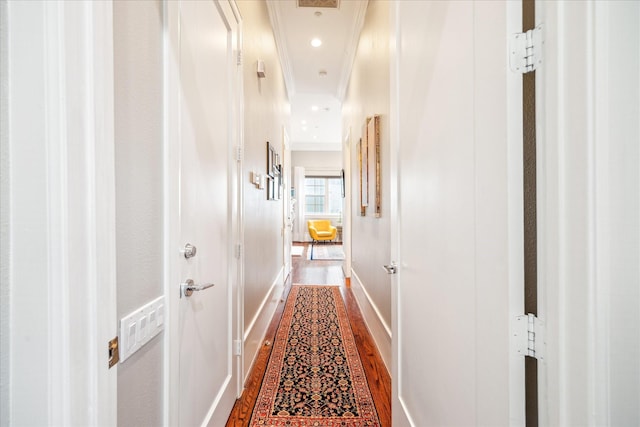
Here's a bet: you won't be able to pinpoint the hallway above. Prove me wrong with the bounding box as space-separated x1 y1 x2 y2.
226 244 391 426
2 1 640 425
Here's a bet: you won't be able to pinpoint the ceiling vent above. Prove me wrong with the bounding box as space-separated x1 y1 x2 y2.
298 0 339 9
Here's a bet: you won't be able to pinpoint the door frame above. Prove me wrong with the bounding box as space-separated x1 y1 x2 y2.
388 1 406 423
342 128 352 279
1 1 117 425
388 3 410 423
164 0 244 424
282 127 292 281
534 2 640 424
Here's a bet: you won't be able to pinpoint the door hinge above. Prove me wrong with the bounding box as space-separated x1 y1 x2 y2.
233 339 242 356
236 50 243 66
235 244 241 259
510 25 543 74
235 146 243 162
108 336 119 368
513 313 545 360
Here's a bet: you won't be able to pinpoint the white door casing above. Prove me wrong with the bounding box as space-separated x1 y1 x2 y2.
1 1 117 425
343 128 352 278
283 128 292 281
387 1 407 420
536 2 640 424
165 1 242 425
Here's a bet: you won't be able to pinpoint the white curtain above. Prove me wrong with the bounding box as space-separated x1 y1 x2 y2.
293 166 306 241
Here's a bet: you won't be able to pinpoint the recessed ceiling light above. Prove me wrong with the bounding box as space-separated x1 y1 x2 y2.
301 120 307 124
314 135 318 139
311 105 319 112
311 38 322 48
314 11 322 17
319 69 328 77
302 127 308 131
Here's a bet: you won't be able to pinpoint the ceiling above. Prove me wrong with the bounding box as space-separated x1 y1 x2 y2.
266 0 368 151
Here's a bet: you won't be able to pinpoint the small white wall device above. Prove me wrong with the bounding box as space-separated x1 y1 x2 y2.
257 60 266 78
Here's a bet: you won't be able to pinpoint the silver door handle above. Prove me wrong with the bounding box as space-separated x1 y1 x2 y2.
382 262 397 274
181 279 215 298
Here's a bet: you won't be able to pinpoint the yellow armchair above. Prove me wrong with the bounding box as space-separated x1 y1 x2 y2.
307 220 337 243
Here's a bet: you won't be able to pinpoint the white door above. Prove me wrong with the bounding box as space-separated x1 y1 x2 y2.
390 1 521 425
283 129 293 279
167 1 241 425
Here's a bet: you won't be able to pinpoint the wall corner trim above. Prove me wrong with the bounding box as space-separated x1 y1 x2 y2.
242 268 285 384
350 270 391 372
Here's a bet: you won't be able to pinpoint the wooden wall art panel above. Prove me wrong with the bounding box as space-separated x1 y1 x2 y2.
357 138 365 216
368 115 381 217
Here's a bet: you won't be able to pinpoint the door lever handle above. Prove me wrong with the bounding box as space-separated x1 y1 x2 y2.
181 279 215 298
382 262 397 274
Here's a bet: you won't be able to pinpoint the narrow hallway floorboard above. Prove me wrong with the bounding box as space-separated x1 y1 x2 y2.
226 243 391 427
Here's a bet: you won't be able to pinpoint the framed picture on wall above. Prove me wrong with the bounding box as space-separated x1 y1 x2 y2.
357 138 366 216
267 176 275 200
277 174 282 200
267 141 275 178
368 115 381 217
361 125 368 210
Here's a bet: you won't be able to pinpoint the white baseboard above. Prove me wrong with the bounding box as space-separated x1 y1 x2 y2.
242 267 285 384
350 270 392 372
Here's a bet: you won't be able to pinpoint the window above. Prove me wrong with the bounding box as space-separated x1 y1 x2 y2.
304 177 342 214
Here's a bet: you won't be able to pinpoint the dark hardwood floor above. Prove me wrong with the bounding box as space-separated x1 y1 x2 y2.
225 243 391 427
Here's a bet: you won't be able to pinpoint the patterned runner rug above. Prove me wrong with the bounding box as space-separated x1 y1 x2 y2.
250 285 381 427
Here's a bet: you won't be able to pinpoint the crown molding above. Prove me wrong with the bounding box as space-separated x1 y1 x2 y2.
336 0 368 101
266 0 296 99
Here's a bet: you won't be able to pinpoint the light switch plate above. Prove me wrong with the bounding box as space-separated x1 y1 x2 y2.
119 295 165 363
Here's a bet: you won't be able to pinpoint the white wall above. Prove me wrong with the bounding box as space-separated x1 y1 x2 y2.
113 2 164 425
538 2 640 424
291 150 342 176
342 0 391 365
238 0 290 380
0 3 8 424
